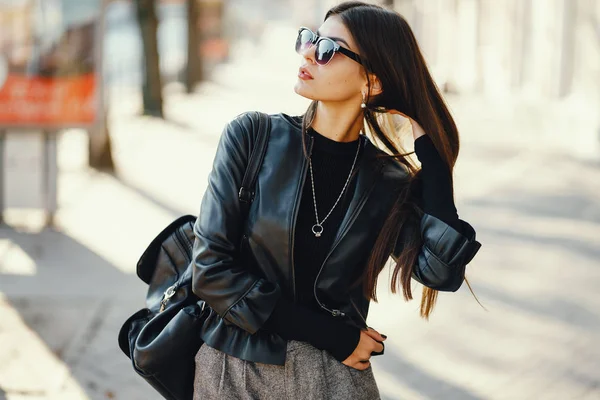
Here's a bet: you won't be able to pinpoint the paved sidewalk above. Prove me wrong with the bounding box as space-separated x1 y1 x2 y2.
1 22 600 400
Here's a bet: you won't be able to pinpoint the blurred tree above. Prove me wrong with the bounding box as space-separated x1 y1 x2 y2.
135 0 163 118
186 0 203 93
89 2 114 172
88 110 114 171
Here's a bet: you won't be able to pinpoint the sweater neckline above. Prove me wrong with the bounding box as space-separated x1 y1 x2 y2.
307 127 361 155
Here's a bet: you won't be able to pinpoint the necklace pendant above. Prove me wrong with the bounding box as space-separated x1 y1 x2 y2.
312 224 324 237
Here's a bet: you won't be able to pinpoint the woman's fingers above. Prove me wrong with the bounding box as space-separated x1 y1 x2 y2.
345 359 371 370
372 340 384 354
342 357 371 370
393 111 409 119
342 329 387 370
365 327 387 343
364 328 385 354
387 111 426 139
388 109 411 121
342 352 373 370
354 360 371 370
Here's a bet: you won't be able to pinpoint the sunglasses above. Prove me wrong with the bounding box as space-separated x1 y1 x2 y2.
295 27 363 66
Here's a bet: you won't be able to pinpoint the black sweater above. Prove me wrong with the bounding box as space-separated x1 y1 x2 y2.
262 128 461 362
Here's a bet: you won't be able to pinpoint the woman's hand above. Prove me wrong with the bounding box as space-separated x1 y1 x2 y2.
387 109 426 141
342 327 387 370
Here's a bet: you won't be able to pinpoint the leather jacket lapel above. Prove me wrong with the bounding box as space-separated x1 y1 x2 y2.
310 136 386 316
330 136 385 250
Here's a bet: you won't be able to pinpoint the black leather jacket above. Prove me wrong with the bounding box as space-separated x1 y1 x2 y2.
191 112 482 366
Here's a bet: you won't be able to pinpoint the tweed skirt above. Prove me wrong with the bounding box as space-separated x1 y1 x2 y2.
193 339 381 400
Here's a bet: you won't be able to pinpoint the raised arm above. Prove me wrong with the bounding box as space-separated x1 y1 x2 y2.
392 134 481 292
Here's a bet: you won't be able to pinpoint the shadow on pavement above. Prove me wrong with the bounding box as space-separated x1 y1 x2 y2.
377 345 484 400
0 225 158 399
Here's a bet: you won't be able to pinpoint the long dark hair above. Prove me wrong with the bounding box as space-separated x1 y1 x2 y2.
300 1 479 319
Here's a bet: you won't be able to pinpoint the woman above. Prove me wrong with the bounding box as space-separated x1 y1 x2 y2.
191 2 482 399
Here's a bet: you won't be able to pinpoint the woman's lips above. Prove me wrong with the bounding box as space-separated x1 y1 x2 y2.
298 67 313 80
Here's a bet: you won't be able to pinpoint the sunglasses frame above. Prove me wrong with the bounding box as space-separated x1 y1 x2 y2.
296 27 363 66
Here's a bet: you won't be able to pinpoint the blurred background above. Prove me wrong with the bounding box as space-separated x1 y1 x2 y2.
0 0 599 399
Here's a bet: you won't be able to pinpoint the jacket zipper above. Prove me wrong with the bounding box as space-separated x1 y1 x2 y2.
290 136 314 304
350 297 368 328
313 197 370 316
313 143 381 318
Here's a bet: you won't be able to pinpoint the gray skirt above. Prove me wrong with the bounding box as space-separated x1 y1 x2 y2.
193 339 381 400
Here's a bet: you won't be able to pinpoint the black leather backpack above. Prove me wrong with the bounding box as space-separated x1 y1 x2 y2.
118 111 271 400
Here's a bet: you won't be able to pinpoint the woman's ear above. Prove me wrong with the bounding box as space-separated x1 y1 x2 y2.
367 74 383 97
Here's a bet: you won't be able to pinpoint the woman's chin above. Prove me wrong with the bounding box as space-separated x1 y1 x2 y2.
293 81 303 94
293 82 314 100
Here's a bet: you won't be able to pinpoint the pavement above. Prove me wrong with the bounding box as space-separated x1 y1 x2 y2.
1 22 600 400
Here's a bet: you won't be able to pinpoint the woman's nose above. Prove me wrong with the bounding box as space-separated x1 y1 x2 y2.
298 45 316 64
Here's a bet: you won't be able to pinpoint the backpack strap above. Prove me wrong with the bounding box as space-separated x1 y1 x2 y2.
238 111 271 207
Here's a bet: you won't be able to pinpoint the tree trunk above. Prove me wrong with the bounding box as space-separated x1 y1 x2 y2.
88 111 115 171
186 0 203 93
135 0 163 117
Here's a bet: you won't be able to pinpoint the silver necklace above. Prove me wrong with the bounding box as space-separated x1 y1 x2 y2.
308 135 361 238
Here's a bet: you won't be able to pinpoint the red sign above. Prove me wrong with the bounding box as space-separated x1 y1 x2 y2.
0 74 96 126
0 1 102 128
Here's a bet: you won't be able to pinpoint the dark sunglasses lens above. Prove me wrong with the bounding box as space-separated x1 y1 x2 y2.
296 29 314 53
315 39 335 65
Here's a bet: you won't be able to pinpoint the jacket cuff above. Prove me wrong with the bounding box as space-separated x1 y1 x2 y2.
327 323 361 363
222 279 282 334
420 213 482 268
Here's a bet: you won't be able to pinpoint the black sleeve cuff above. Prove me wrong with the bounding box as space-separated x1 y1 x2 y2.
262 296 361 362
327 323 361 362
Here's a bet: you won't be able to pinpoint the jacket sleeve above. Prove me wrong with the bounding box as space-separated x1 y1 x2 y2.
392 212 482 292
191 112 282 334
